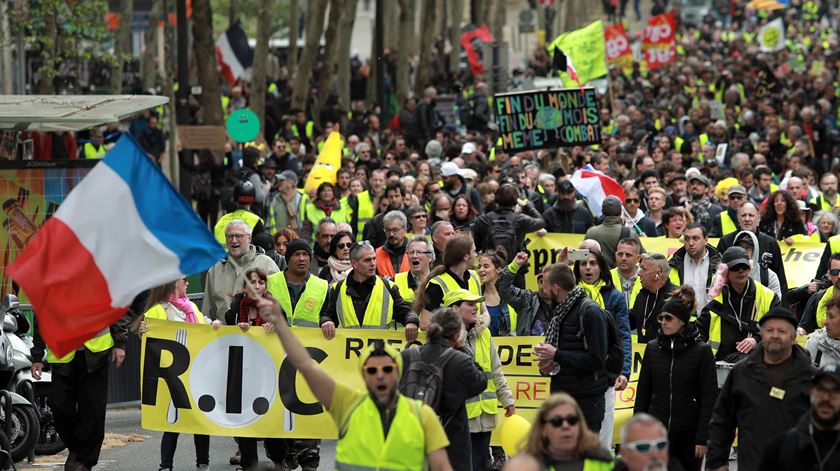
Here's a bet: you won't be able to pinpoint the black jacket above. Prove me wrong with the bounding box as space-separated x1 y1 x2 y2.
32 310 131 374
757 413 840 471
550 297 610 398
400 342 486 470
323 271 419 328
362 207 405 249
709 207 741 238
667 243 722 291
542 202 594 234
634 324 719 443
629 280 677 344
718 230 788 298
472 206 544 257
800 286 834 333
706 344 815 471
414 100 439 144
758 218 808 241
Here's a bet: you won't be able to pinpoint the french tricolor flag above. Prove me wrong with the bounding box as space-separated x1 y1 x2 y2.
570 169 625 217
8 135 225 357
216 22 254 85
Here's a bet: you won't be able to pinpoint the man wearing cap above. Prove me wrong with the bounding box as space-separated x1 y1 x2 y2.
268 136 301 175
687 173 722 233
441 161 483 213
696 246 780 363
267 170 310 236
667 173 688 206
709 184 747 237
323 242 419 341
264 238 330 471
446 288 515 470
543 179 594 234
718 202 788 294
706 307 814 471
259 300 452 471
584 195 644 268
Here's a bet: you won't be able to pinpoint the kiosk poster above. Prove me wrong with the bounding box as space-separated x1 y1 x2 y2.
494 88 600 152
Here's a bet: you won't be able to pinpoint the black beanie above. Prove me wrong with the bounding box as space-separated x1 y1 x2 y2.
285 239 312 258
661 297 692 324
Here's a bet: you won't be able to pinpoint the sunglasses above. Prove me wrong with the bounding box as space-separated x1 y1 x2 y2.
658 314 675 322
625 198 640 203
337 242 352 249
413 214 427 219
624 439 668 454
830 268 840 276
730 264 750 272
364 365 395 375
546 415 580 427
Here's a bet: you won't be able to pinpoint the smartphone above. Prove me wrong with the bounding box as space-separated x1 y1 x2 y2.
568 248 591 262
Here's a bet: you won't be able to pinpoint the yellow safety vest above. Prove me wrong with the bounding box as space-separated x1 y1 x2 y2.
549 460 613 471
142 302 206 324
292 121 314 140
341 190 375 241
816 286 836 329
427 270 482 309
47 327 113 363
829 235 840 257
508 304 518 334
83 142 106 159
394 271 417 304
579 280 608 309
707 282 775 356
465 327 498 419
214 210 264 245
627 278 644 308
305 202 350 241
267 272 329 327
335 394 427 470
337 276 395 328
720 211 738 236
811 194 839 213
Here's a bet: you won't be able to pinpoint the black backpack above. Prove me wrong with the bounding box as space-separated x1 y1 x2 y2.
191 169 213 202
579 302 625 376
399 347 458 414
481 211 519 263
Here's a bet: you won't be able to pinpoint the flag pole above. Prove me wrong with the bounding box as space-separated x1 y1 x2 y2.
621 205 644 236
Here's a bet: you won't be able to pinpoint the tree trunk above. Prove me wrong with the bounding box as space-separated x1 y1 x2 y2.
0 1 13 94
314 0 343 120
251 0 272 135
291 0 328 110
228 0 238 26
142 0 163 92
336 0 358 129
448 0 463 77
111 0 134 94
395 0 414 106
491 0 504 43
38 4 57 94
192 0 223 126
287 0 299 78
414 0 435 96
383 0 399 52
366 3 378 106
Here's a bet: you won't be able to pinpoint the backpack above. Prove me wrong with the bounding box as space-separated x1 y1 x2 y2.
578 301 625 376
481 211 519 263
399 347 458 415
191 169 213 201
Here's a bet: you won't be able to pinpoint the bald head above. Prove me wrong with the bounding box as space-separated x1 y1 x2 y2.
738 202 759 231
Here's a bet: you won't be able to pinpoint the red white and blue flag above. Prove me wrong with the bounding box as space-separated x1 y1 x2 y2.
570 169 625 217
8 135 224 357
216 22 254 85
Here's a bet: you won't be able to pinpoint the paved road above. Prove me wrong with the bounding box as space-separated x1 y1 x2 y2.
16 407 338 470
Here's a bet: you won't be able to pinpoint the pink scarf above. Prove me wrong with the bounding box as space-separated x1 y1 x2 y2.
167 294 198 324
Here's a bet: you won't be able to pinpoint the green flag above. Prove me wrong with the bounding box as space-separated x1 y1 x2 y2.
548 21 607 88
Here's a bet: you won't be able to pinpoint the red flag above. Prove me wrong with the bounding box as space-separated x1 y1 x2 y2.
643 13 676 69
605 23 632 68
460 25 494 76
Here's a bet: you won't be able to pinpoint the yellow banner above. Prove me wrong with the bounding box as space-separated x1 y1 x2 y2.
522 233 824 291
141 319 646 444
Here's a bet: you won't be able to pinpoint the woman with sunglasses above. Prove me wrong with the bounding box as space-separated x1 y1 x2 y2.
505 393 613 470
405 205 430 236
634 285 718 471
318 231 355 284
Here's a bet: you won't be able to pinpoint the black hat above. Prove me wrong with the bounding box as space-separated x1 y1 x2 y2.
285 239 312 258
661 297 693 324
758 307 798 328
557 180 576 194
722 246 751 270
602 196 622 217
813 363 840 386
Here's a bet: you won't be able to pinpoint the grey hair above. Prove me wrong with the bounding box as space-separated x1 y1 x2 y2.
538 173 556 186
355 142 371 154
816 211 839 236
641 252 669 274
430 220 453 237
316 217 337 234
349 241 375 261
408 235 435 263
383 210 407 228
621 413 667 445
225 219 252 235
579 239 602 252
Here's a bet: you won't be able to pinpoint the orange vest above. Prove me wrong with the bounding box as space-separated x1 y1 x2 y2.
375 245 410 278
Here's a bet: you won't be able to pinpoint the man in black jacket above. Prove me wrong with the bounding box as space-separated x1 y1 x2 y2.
534 263 609 432
757 363 840 471
414 86 440 148
472 184 544 262
543 180 594 233
706 307 815 471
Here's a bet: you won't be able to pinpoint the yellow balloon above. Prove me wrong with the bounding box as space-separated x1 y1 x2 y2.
500 414 531 457
304 131 343 195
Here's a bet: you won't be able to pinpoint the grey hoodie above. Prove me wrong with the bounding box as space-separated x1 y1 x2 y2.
805 328 840 368
735 230 782 299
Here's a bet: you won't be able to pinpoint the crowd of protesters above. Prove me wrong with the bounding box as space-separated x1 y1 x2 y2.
24 1 840 471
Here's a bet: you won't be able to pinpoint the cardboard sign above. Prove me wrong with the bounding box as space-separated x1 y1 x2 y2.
177 126 227 151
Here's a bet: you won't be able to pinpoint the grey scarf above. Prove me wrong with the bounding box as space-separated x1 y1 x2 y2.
545 286 586 348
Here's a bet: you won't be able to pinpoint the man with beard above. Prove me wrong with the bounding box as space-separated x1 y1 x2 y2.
706 307 815 471
374 211 410 278
364 182 406 248
748 166 776 205
709 185 747 237
667 173 688 207
259 301 452 470
310 218 337 274
812 173 840 213
543 180 594 233
441 162 483 213
687 173 721 233
758 363 840 470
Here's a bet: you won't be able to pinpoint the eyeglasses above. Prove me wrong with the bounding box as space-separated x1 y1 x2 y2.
658 314 675 322
408 250 432 256
830 268 840 276
546 415 580 427
225 233 248 240
625 198 640 203
337 242 352 250
730 264 750 272
624 439 668 454
413 214 427 219
364 365 395 375
384 226 406 234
